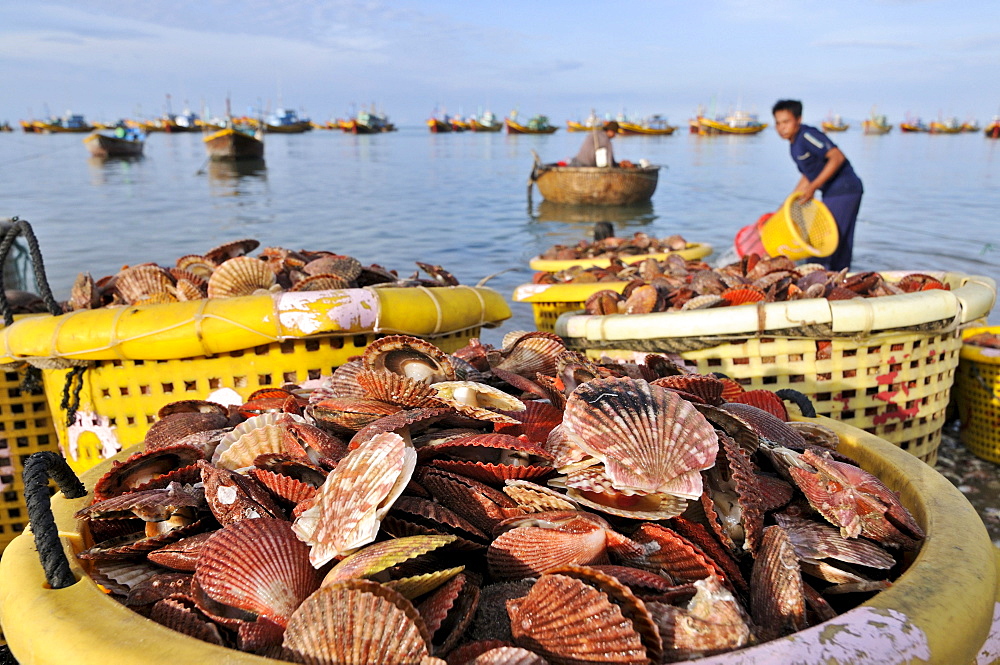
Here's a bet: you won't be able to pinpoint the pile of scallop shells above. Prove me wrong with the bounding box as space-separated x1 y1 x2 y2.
74 332 924 664
531 253 950 315
66 238 460 311
538 232 690 261
965 332 1000 349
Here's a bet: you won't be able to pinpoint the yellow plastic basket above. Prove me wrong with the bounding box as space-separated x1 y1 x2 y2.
513 282 628 333
955 325 1000 463
556 272 997 464
0 365 59 555
42 328 481 475
760 194 839 260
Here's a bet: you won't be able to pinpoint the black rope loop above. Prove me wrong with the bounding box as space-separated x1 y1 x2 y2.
59 365 87 427
23 451 86 590
19 364 42 394
776 388 817 418
0 217 62 327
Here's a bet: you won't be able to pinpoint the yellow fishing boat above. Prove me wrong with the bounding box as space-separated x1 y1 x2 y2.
985 117 1000 139
821 115 849 132
617 115 677 136
34 113 93 133
505 113 558 134
696 110 767 135
929 118 963 134
862 111 893 135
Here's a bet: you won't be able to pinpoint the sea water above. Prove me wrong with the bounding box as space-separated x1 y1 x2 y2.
1 127 998 344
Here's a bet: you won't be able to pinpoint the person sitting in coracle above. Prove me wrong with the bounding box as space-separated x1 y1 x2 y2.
570 120 628 167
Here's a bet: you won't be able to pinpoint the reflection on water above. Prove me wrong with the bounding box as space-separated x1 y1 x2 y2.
206 159 267 196
533 200 656 226
86 155 145 187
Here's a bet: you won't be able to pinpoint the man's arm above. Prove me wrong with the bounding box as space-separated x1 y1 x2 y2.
797 147 846 202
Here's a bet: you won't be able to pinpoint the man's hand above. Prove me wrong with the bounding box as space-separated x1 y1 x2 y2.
796 182 818 203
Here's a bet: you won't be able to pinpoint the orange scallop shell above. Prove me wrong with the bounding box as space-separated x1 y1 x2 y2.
720 286 766 305
417 467 523 533
207 256 277 298
494 401 563 446
507 573 648 665
194 517 320 627
115 265 175 305
289 273 351 292
726 389 789 420
650 374 725 406
749 525 807 641
356 369 445 408
493 333 566 379
564 377 717 498
487 520 608 579
282 579 430 665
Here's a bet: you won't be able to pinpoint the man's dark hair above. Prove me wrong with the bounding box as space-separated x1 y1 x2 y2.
603 120 619 133
772 100 803 118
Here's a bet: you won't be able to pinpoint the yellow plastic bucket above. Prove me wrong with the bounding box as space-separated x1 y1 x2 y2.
759 193 839 260
1 415 998 664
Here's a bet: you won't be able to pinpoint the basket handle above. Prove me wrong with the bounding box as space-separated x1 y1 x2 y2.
776 388 817 418
0 217 63 327
22 451 87 590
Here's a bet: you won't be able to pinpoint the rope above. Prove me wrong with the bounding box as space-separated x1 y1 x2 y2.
59 365 87 427
19 364 42 394
0 644 18 665
777 389 817 417
23 451 86 590
0 217 62 327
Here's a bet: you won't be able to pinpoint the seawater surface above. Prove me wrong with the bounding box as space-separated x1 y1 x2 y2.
2 127 998 343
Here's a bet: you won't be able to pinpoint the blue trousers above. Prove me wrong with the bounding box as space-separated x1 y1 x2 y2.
816 190 863 271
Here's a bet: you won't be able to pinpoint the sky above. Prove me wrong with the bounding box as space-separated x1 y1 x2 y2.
3 0 999 126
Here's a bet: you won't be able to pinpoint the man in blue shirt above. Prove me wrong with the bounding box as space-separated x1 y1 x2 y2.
772 100 863 271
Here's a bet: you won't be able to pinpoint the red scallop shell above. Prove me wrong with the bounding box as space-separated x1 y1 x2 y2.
756 474 795 512
282 579 431 665
311 395 405 431
667 518 747 595
418 467 523 533
494 401 563 445
144 411 230 451
587 565 676 595
149 597 224 646
650 374 725 406
647 576 751 660
719 402 806 449
428 460 553 486
389 496 490 545
507 573 648 665
194 517 321 627
720 286 766 305
356 369 446 408
147 532 214 572
493 332 566 379
773 513 895 570
93 445 205 501
349 407 453 450
624 523 728 586
750 525 807 642
717 377 746 401
247 467 319 505
726 389 788 420
417 573 481 654
702 432 765 556
487 520 608 579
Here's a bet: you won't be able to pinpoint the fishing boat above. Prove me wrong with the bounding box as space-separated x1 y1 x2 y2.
203 126 264 161
450 117 469 132
567 111 601 132
83 128 145 158
263 108 312 133
427 117 453 133
348 109 395 134
35 113 93 133
985 116 1000 139
900 116 928 132
962 120 980 133
19 120 42 133
929 117 963 134
505 113 558 134
696 110 767 135
618 115 677 136
0 122 11 133
468 110 502 132
821 115 849 132
529 152 659 205
862 112 893 135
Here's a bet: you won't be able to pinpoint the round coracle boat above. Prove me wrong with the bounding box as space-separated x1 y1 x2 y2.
531 164 661 205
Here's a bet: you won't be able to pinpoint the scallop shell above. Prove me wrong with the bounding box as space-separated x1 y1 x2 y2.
493 333 566 379
417 573 480 654
75 482 204 522
702 433 764 555
198 460 285 526
425 433 554 485
216 423 290 470
147 532 214 571
563 378 718 498
364 335 457 383
432 381 525 424
204 238 260 264
319 359 368 399
69 272 99 310
90 560 162 595
247 467 319 505
542 424 595 473
289 273 351 292
417 467 523 533
494 401 563 446
668 517 748 595
503 480 579 514
93 445 205 501
323 535 457 585
348 407 453 450
773 513 895 569
719 402 805 449
750 525 807 641
292 432 416 567
125 572 194 607
487 520 608 579
194 517 320 627
384 567 467 601
176 254 217 277
150 597 225 645
144 411 231 451
507 573 648 665
312 394 406 430
647 576 751 660
212 412 307 464
624 523 729 585
356 369 445 409
207 256 277 298
785 421 840 450
115 265 175 305
157 399 230 419
726 389 788 420
557 467 688 520
282 579 430 665
304 254 363 281
472 647 549 665
388 495 489 544
650 375 725 406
